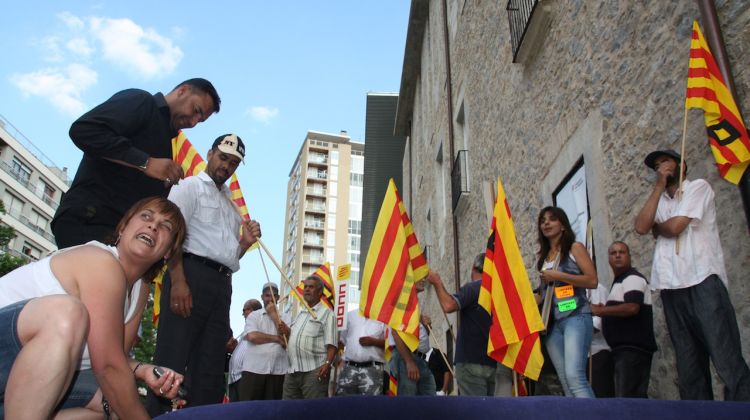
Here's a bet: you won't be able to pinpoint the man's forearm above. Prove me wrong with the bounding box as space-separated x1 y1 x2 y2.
246 331 282 345
635 187 663 234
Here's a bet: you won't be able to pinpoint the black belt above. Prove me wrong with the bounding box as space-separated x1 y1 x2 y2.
413 351 427 360
345 361 383 368
184 253 232 275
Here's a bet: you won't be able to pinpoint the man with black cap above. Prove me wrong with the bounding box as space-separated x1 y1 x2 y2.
147 134 262 414
635 149 750 401
238 282 291 401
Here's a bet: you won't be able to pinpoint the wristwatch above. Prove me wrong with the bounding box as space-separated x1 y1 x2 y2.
138 157 149 172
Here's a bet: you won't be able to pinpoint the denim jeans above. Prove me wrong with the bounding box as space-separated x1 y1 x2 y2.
544 312 595 398
391 351 436 396
661 275 750 401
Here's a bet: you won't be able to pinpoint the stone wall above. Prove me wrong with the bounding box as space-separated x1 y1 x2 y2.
400 0 750 399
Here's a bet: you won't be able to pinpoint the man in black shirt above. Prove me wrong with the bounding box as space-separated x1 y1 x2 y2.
51 78 221 248
591 241 656 398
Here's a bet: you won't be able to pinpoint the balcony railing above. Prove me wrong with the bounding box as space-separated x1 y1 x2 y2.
308 154 328 165
305 202 326 213
451 150 470 211
0 161 60 210
307 188 327 197
3 207 55 243
307 170 327 180
507 0 540 62
305 220 325 229
0 246 32 262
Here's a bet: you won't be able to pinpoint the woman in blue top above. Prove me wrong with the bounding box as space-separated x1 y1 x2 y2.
537 206 598 398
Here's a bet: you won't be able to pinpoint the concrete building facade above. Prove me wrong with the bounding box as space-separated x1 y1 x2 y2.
0 114 69 260
281 130 365 311
395 0 750 399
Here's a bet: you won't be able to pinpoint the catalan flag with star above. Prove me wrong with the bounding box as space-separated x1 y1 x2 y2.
359 179 428 351
686 20 750 184
153 131 252 326
478 178 544 380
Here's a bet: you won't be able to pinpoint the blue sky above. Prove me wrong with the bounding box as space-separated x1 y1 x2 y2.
0 1 410 336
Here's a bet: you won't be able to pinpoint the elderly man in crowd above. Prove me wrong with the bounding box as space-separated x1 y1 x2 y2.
239 282 291 400
279 275 337 399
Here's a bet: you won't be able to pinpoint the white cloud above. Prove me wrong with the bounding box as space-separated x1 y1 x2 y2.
57 11 85 31
36 36 65 63
66 37 94 57
246 106 280 124
89 16 183 79
11 63 98 116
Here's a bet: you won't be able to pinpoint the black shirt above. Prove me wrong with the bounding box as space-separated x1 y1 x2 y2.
427 348 450 390
53 89 176 233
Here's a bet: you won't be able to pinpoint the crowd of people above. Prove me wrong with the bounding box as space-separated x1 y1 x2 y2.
0 78 748 418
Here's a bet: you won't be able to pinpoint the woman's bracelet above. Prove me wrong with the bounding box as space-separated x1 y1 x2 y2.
133 361 144 376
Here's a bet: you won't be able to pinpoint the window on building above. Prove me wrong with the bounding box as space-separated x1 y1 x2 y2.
21 242 42 260
351 155 364 173
330 166 338 181
326 247 335 262
331 151 339 165
329 181 338 197
348 220 361 235
327 230 336 247
552 160 592 252
350 173 364 186
11 158 31 186
3 191 24 216
29 210 48 232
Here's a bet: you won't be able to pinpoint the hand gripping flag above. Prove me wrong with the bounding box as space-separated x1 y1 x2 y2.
359 179 428 351
294 262 335 310
153 131 252 326
686 21 750 184
478 178 544 380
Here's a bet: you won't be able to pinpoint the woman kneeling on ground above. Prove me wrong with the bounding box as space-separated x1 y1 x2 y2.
0 197 187 419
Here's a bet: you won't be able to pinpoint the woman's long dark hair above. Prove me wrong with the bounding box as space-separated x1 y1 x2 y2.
535 206 576 271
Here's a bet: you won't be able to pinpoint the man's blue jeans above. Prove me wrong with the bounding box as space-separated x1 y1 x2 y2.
545 312 595 398
391 351 436 396
661 275 750 401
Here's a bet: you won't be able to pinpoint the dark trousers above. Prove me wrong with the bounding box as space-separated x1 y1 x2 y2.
238 372 285 400
661 275 750 401
146 258 232 415
590 350 615 398
612 347 652 398
51 210 115 248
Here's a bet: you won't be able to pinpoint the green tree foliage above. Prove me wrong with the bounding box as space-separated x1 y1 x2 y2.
0 200 27 276
133 282 158 362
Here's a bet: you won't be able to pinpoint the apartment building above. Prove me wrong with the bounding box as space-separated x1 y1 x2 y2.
281 130 365 311
0 114 69 260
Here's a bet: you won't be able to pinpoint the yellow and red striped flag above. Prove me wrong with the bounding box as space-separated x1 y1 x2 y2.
478 178 544 380
686 20 750 184
386 372 398 396
359 179 428 351
295 262 335 309
153 131 252 326
172 130 207 176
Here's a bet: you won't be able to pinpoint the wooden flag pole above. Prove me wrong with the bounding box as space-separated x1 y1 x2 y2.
512 371 518 397
257 238 317 320
425 322 456 379
223 193 317 319
676 105 689 255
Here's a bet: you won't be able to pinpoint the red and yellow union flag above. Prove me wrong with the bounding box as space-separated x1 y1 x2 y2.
478 178 544 380
359 179 428 351
686 20 750 183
